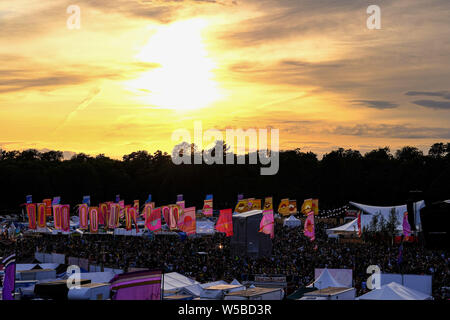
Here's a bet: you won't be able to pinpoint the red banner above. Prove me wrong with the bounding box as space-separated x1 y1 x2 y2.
60 204 70 232
89 207 99 233
79 204 89 230
99 203 108 225
43 199 52 216
37 203 47 228
216 209 233 236
26 203 37 230
53 205 61 229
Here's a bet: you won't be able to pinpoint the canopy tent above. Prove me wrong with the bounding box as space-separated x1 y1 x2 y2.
308 268 346 290
230 279 241 286
326 218 358 235
163 272 199 291
283 215 302 228
357 282 433 300
349 200 425 231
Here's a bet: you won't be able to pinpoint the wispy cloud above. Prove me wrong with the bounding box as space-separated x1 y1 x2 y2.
411 100 450 110
351 100 399 110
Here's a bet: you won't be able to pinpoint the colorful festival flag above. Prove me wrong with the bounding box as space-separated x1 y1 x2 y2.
301 199 313 215
1 254 16 300
357 211 362 237
246 198 255 211
216 209 233 236
26 203 37 230
162 206 170 225
278 198 290 216
147 207 161 232
264 197 273 211
82 195 91 206
143 203 153 229
169 205 181 230
108 204 120 229
133 200 140 215
203 199 213 216
304 211 315 241
176 200 186 210
43 199 52 216
37 203 47 228
403 212 411 238
288 200 298 215
125 207 139 232
89 207 99 233
259 212 274 238
312 199 319 215
99 203 108 225
235 199 249 213
53 205 61 230
52 196 61 205
251 199 262 210
79 203 89 230
60 204 71 232
178 206 196 235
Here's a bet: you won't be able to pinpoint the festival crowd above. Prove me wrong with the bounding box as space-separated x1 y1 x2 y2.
2 221 449 299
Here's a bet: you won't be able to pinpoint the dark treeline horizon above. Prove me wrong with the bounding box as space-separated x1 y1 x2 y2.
0 142 449 214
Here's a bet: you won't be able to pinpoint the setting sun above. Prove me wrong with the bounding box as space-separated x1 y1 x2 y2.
126 19 223 111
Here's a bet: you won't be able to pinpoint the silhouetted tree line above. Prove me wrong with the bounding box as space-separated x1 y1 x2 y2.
0 142 449 214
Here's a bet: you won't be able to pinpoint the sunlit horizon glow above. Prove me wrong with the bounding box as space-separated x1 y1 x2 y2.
0 0 449 159
125 18 224 111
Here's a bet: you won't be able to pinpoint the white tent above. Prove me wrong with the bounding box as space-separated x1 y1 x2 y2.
78 272 116 284
349 200 425 231
308 268 346 290
326 219 358 234
230 279 241 286
163 272 199 291
283 215 302 228
357 282 433 300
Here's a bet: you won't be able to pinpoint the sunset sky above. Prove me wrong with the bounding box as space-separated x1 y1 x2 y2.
0 0 449 159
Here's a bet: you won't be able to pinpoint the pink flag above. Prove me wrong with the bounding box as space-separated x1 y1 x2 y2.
178 206 196 235
60 205 71 232
147 207 161 232
357 211 362 238
403 211 411 237
304 211 315 241
79 203 89 230
26 204 37 230
259 212 274 238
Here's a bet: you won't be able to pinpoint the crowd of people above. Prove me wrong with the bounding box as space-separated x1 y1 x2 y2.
2 220 449 300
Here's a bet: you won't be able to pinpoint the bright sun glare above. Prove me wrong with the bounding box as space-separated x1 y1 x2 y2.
127 19 222 111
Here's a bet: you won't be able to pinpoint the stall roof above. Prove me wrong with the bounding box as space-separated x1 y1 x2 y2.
226 287 280 297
